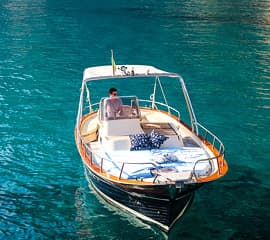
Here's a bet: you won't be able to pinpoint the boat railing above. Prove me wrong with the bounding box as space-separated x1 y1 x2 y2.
192 157 214 180
81 140 225 183
80 99 180 122
77 105 226 181
82 143 159 178
138 99 180 119
82 102 100 115
193 122 226 176
194 122 224 155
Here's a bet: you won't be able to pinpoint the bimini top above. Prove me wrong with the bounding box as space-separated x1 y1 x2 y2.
83 65 179 81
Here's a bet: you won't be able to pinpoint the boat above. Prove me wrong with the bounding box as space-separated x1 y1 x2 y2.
74 62 228 233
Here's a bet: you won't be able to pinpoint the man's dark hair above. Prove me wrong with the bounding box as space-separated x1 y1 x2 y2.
109 87 117 94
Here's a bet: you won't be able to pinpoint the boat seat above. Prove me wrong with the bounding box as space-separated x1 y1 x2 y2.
160 135 183 148
102 118 144 136
80 116 99 143
103 135 131 151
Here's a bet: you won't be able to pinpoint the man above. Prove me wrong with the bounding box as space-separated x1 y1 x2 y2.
105 87 123 119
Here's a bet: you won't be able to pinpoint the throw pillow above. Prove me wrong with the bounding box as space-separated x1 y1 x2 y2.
149 130 169 149
129 133 151 151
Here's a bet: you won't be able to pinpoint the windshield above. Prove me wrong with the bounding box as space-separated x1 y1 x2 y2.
99 96 140 121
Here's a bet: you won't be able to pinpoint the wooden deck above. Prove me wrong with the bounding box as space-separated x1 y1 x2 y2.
141 122 177 135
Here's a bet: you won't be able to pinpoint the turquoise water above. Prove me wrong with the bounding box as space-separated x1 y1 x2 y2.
1 0 269 239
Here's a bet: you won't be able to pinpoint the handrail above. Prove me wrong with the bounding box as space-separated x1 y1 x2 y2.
79 99 181 122
138 99 180 119
194 122 225 156
193 122 226 177
192 157 215 180
82 102 100 114
77 102 226 183
81 139 224 183
83 143 159 179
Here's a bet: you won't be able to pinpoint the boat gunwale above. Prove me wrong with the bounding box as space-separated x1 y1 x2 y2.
75 108 228 186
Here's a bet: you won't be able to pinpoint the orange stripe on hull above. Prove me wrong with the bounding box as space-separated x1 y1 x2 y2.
75 109 228 185
75 132 228 185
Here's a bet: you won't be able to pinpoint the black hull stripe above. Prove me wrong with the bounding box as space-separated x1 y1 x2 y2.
84 165 198 231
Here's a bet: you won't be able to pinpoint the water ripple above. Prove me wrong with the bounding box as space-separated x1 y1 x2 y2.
1 0 270 239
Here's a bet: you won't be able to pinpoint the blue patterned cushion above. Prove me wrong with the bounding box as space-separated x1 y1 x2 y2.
149 130 169 149
129 133 151 151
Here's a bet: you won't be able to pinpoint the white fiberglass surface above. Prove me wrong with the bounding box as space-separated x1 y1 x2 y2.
91 147 212 180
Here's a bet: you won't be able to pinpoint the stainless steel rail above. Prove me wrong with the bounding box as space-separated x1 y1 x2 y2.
76 101 226 183
138 99 181 119
194 122 225 156
80 140 222 184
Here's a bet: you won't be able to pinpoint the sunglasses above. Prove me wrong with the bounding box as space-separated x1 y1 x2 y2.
112 92 117 96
